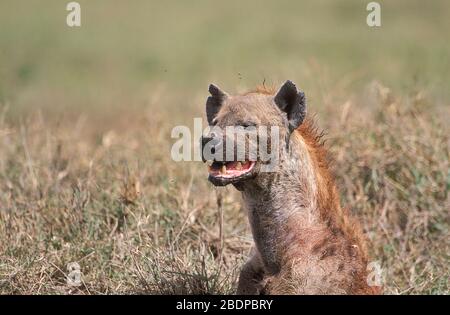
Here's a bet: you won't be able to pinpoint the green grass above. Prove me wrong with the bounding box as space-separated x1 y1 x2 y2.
0 0 449 294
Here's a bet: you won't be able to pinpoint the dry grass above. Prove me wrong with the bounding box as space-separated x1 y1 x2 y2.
0 0 449 295
0 82 448 294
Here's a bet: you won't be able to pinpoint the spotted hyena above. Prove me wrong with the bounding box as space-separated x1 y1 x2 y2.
201 80 382 295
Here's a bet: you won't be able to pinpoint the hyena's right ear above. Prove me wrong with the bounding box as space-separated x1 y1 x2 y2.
206 84 228 125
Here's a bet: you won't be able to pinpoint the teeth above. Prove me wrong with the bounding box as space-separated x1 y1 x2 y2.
221 164 227 174
236 162 242 170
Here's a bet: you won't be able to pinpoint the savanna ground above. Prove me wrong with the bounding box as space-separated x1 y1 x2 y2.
0 0 449 294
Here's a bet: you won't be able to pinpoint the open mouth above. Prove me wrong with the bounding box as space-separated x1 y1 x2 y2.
206 160 256 186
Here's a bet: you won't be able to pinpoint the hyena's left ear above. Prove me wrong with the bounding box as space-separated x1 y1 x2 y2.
206 84 228 125
274 80 306 132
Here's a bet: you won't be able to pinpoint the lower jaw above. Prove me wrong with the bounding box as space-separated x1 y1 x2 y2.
232 181 246 191
208 171 255 187
208 174 244 186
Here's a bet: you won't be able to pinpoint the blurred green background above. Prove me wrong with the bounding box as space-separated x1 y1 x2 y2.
0 0 449 115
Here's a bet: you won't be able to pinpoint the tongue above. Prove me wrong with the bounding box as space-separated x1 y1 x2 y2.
226 161 252 170
208 161 253 177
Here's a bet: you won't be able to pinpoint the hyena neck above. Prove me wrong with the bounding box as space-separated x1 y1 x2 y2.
242 131 324 273
242 123 369 274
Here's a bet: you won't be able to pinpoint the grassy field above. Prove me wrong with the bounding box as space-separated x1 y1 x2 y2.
0 0 449 294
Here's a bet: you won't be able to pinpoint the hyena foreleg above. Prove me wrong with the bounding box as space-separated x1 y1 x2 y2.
236 249 267 295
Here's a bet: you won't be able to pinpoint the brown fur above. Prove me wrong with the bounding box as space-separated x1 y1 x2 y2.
298 118 369 258
270 118 382 294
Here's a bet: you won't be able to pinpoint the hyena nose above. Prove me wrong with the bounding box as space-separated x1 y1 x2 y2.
200 134 222 162
201 135 213 148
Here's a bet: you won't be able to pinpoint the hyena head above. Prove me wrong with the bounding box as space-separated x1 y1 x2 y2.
201 80 306 190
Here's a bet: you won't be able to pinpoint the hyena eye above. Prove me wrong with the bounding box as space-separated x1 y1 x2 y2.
241 122 256 128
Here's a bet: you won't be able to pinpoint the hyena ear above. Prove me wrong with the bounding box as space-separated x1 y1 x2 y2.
206 84 228 125
274 80 306 132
